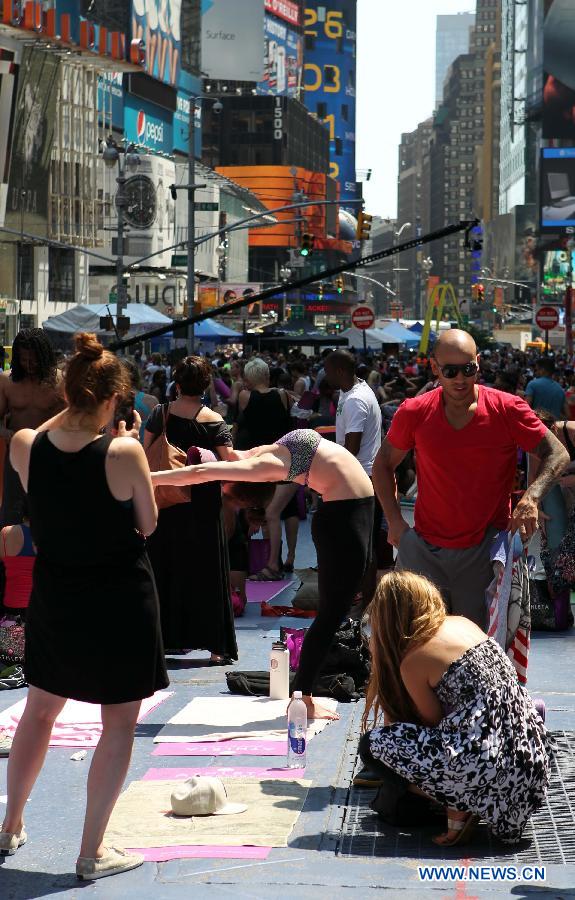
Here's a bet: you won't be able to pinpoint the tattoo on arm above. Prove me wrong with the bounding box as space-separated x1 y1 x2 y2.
525 432 570 503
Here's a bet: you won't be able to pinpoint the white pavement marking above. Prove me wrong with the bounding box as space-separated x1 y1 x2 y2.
177 856 306 879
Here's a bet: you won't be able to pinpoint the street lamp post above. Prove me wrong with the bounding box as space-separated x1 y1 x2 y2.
101 137 141 329
394 221 412 315
420 256 433 320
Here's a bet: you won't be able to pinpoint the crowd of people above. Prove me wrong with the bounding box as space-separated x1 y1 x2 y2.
0 324 572 874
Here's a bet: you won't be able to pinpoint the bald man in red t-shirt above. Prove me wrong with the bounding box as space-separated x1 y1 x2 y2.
372 330 569 627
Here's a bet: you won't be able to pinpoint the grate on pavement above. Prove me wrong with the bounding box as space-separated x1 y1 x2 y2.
337 730 575 865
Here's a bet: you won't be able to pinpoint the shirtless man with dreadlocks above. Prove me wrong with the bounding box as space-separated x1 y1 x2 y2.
0 328 65 524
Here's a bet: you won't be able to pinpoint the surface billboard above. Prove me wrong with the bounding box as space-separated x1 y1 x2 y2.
302 1 357 206
201 0 265 82
540 148 575 229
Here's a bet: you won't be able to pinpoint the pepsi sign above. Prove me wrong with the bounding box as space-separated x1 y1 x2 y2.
124 96 172 155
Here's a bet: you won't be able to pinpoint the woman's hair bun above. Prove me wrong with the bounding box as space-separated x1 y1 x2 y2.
74 332 104 361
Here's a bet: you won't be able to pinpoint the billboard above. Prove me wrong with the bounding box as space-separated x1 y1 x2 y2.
258 14 301 97
265 0 300 26
97 72 124 130
173 91 203 157
543 248 575 301
199 283 262 312
131 0 182 87
124 95 173 155
302 1 357 205
201 0 265 82
5 47 60 239
540 148 575 229
543 0 575 139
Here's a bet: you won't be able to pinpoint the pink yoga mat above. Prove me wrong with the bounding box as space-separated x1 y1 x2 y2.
152 739 286 757
129 845 271 862
0 691 173 748
246 580 293 603
143 766 305 780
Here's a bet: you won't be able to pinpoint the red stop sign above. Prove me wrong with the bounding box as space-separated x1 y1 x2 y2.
351 306 375 330
535 306 559 330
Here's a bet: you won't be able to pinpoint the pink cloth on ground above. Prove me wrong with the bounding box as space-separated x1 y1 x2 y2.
129 845 271 862
143 766 305 780
246 580 293 603
0 691 173 747
152 739 286 757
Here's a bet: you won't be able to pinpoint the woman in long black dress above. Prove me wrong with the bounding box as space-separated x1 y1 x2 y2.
1 332 168 880
144 355 238 662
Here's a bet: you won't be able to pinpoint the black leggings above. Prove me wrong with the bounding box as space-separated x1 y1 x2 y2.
292 496 374 695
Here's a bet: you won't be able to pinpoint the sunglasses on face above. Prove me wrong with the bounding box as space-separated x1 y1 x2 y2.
438 362 479 379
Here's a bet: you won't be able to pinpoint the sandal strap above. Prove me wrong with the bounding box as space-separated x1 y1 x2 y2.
446 818 467 831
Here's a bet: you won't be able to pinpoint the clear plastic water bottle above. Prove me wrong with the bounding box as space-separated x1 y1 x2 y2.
286 691 307 768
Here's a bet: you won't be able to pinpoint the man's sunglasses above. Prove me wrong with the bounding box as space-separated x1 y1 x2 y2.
438 362 478 379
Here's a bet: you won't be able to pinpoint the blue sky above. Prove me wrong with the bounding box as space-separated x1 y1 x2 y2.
356 0 475 219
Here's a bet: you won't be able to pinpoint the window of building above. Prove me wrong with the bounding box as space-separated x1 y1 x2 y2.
17 244 34 303
49 247 75 303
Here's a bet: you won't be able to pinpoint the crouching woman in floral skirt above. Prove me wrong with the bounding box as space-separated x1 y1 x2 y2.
360 570 555 846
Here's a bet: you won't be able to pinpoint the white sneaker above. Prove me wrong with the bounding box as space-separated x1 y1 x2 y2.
76 846 145 880
0 732 12 757
0 827 27 855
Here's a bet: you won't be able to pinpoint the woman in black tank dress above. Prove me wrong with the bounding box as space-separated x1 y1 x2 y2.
144 356 238 662
1 333 167 880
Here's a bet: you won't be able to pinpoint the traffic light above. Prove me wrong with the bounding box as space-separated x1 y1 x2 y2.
300 232 314 257
335 276 344 294
318 282 324 299
477 284 485 302
471 284 478 301
356 211 373 241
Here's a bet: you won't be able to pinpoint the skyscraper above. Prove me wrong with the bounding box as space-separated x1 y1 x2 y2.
435 11 475 107
429 1 501 298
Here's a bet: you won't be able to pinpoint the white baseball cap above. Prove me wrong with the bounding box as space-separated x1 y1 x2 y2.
170 777 248 817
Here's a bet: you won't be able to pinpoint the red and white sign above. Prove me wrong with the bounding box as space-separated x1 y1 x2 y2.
265 0 300 26
535 306 560 331
351 306 375 330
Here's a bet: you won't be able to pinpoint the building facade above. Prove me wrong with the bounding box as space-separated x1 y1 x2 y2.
428 0 502 303
396 119 433 317
435 12 476 108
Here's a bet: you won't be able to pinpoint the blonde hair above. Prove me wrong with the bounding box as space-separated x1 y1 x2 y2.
362 571 446 731
244 357 269 387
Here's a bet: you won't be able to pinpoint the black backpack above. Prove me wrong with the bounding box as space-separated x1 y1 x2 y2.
225 670 360 702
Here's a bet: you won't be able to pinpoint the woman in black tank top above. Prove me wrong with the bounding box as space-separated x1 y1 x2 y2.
2 333 167 878
234 360 292 450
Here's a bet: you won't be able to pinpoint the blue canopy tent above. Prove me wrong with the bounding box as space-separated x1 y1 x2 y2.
408 321 436 344
380 322 421 347
193 319 243 342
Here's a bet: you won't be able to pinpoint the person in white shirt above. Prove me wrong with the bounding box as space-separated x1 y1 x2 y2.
324 351 383 607
325 352 382 474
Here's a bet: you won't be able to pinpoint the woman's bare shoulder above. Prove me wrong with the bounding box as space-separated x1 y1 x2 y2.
197 406 224 424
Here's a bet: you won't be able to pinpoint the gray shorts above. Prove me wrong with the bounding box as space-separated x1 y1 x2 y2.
395 527 497 629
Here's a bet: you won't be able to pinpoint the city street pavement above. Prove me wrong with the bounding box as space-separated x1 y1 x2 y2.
2 520 575 899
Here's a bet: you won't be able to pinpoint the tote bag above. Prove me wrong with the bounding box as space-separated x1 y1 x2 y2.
145 404 190 510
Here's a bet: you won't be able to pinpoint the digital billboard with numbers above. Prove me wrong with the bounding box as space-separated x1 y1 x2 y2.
302 1 357 207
